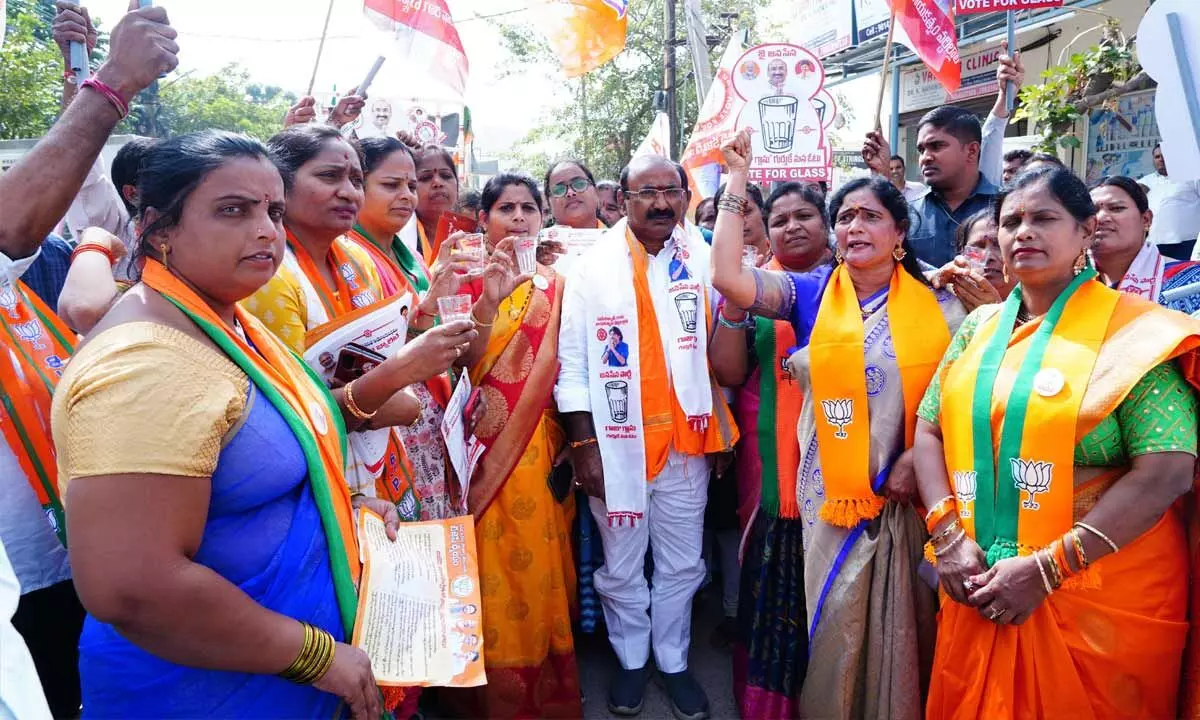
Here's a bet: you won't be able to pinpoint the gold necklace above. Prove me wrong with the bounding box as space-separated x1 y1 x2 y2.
505 279 534 321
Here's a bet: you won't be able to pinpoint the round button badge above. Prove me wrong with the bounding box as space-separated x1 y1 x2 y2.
1033 368 1065 397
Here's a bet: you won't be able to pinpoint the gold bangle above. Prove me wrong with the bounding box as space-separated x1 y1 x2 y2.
1073 521 1119 554
1034 551 1054 594
931 518 961 545
569 438 597 449
280 623 315 682
343 379 377 421
933 529 966 557
1069 528 1089 568
281 624 337 685
470 307 494 328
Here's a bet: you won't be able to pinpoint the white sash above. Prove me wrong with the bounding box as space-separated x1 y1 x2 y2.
1115 242 1165 300
582 218 713 525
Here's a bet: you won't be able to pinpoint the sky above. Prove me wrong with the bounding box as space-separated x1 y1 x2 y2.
85 0 564 156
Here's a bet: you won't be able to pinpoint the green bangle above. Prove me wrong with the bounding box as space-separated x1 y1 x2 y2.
718 312 753 330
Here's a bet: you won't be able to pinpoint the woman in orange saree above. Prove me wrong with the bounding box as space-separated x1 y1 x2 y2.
438 173 581 718
914 166 1200 719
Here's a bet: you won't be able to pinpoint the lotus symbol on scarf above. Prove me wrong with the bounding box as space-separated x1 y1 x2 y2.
13 320 44 350
952 470 977 517
821 398 853 439
1010 458 1052 510
0 284 19 319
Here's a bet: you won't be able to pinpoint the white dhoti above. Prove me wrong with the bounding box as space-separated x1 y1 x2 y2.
589 450 711 673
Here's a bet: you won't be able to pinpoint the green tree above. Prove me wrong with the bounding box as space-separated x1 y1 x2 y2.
123 65 297 139
0 0 63 139
498 0 771 179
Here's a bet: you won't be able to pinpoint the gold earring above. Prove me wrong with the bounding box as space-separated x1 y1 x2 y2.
160 242 171 270
892 246 907 262
1072 249 1087 276
1003 263 1011 284
835 248 845 263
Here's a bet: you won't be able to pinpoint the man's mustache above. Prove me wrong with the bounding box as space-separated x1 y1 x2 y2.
646 209 677 220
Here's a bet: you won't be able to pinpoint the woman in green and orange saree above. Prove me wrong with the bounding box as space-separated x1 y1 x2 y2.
438 173 581 718
52 132 389 718
709 181 832 718
914 166 1200 719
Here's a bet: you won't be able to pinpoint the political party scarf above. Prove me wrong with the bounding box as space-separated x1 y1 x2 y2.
583 219 737 525
467 266 563 517
754 258 802 520
0 278 74 546
808 263 950 527
350 225 431 295
941 268 1117 564
285 230 378 317
281 234 422 510
1112 241 1165 301
143 260 360 635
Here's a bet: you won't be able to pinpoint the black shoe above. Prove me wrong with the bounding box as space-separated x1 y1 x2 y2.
661 670 710 720
607 664 650 716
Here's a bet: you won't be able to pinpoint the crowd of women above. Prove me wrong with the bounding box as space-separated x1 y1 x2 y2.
5 4 1200 719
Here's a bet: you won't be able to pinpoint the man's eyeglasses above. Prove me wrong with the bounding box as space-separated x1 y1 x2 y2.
549 177 592 198
629 187 686 203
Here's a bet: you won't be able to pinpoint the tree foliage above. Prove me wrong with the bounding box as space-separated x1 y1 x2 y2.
499 0 773 179
0 0 63 139
121 65 297 139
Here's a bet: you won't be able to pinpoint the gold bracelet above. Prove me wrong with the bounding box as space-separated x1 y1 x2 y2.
1073 521 1119 553
343 379 377 421
281 624 337 685
470 307 494 328
933 529 966 557
307 627 336 684
1069 528 1089 569
931 518 961 545
1034 551 1054 594
280 623 316 682
569 438 597 449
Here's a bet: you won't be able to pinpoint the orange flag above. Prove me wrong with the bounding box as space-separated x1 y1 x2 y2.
540 0 628 77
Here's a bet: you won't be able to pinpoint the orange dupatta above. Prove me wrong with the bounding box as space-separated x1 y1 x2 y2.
143 260 361 632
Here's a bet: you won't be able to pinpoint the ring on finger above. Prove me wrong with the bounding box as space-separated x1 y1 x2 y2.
963 579 975 593
988 606 1006 621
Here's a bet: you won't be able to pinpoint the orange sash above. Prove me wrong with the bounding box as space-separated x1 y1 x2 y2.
808 264 950 527
143 260 361 632
0 280 75 545
626 232 736 480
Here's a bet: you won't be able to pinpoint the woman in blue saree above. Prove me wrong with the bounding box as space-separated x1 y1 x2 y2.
51 132 405 718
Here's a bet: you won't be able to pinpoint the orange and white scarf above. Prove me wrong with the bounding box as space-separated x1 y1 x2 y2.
583 218 737 525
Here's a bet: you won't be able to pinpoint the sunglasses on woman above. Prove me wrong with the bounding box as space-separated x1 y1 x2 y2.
549 177 592 198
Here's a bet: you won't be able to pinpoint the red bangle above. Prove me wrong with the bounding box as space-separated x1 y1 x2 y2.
80 77 129 118
70 244 116 266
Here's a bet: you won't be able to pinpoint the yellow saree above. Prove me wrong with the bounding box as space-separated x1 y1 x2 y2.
440 266 581 718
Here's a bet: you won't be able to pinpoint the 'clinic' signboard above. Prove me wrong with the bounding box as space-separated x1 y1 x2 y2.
899 43 1002 113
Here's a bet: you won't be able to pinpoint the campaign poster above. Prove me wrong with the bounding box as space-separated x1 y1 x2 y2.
732 43 836 183
1085 90 1161 184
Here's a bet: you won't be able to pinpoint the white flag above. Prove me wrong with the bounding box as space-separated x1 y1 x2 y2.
633 111 671 158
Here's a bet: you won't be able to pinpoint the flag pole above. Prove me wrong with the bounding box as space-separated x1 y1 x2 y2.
873 10 898 132
306 0 337 96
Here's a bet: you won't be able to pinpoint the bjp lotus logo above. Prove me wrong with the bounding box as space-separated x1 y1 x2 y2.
1010 458 1052 510
820 398 853 439
952 470 977 517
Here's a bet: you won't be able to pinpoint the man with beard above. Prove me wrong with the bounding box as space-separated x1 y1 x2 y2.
556 154 737 720
904 106 998 267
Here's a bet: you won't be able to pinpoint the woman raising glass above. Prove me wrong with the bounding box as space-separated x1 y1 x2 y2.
438 173 580 719
711 130 964 718
52 131 390 718
914 166 1200 718
1090 175 1200 313
709 180 833 718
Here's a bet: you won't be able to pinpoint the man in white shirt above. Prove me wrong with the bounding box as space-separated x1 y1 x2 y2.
1140 143 1200 260
0 538 53 720
888 155 927 202
556 155 736 720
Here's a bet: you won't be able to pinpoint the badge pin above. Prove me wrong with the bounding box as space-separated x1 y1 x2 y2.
532 275 549 290
1033 368 1065 397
